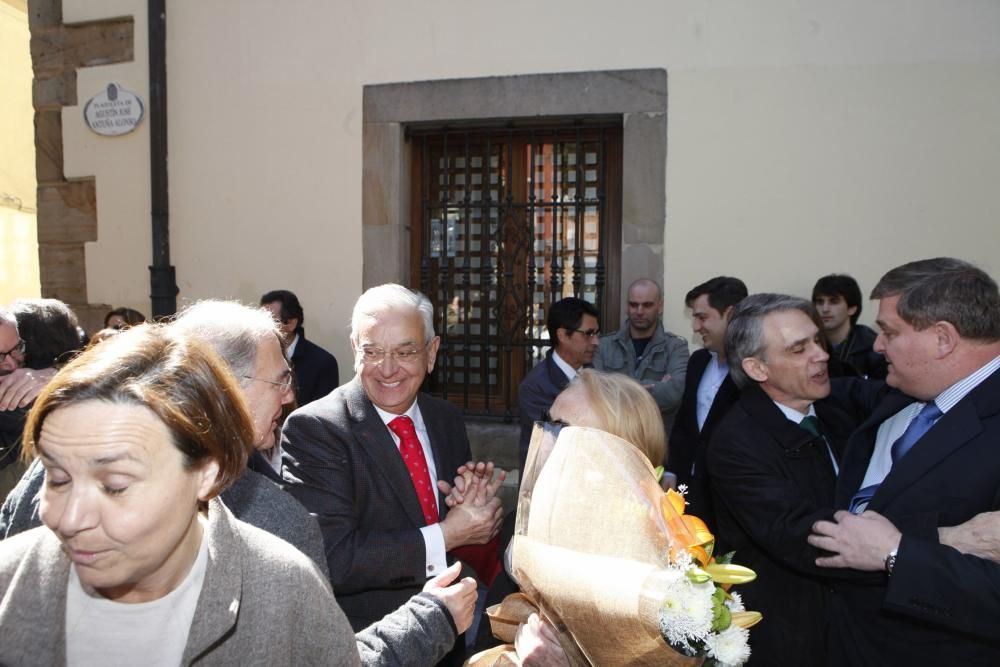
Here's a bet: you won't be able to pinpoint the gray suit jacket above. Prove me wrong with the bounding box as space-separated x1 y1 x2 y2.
281 378 472 630
0 499 359 666
1 460 458 666
594 321 690 438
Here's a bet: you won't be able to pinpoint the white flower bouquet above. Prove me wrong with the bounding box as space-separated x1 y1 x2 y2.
476 424 760 666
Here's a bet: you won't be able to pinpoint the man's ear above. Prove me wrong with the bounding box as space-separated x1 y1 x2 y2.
743 357 769 383
847 305 859 318
721 306 734 323
555 327 571 348
933 321 959 359
425 336 442 373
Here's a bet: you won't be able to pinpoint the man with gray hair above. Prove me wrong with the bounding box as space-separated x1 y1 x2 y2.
281 284 504 654
705 293 860 665
173 300 294 484
808 257 1000 664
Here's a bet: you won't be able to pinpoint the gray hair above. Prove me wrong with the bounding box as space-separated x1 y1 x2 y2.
171 300 282 382
0 308 18 333
871 257 1000 341
725 293 819 389
350 284 435 345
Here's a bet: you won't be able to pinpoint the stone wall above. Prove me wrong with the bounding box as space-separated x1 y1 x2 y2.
28 0 132 331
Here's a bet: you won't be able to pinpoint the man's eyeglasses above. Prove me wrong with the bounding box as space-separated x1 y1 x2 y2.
357 341 431 366
570 328 600 339
243 366 294 394
0 339 26 364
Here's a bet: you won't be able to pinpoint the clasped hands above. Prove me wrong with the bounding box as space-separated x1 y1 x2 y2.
418 461 507 636
436 460 506 550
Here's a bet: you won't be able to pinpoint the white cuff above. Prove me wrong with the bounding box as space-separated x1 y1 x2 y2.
420 523 448 578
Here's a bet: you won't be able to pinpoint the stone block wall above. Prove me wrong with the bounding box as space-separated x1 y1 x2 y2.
28 0 133 331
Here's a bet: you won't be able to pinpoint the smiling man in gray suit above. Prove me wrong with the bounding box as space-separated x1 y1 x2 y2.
281 284 503 641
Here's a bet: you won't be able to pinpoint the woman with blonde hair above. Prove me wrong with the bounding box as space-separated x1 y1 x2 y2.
467 369 671 662
554 368 666 467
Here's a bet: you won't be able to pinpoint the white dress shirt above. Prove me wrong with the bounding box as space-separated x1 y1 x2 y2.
285 332 300 359
374 402 447 578
696 351 729 431
551 348 579 381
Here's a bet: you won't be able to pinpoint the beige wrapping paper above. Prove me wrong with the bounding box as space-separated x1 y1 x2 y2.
502 425 700 666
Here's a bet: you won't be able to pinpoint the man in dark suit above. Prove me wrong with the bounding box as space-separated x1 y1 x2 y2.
707 294 866 665
809 258 1000 665
517 297 599 472
261 289 339 406
281 284 504 635
667 276 747 517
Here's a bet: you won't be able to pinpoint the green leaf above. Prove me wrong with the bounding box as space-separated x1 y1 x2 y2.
711 603 732 633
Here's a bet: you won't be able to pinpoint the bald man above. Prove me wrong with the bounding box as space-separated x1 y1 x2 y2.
594 278 689 442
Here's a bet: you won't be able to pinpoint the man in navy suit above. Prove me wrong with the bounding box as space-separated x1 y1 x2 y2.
809 258 1000 665
261 289 339 406
517 297 600 472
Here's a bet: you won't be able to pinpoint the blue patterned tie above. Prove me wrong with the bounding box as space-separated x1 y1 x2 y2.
849 402 943 513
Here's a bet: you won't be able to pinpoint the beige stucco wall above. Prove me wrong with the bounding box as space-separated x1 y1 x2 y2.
665 61 1000 337
57 0 1000 362
62 0 150 320
0 0 40 304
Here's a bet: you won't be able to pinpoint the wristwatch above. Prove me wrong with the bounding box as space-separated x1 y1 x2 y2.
884 548 898 576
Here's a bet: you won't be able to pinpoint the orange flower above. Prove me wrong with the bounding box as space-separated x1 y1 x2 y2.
660 491 716 566
665 488 687 517
682 514 714 547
